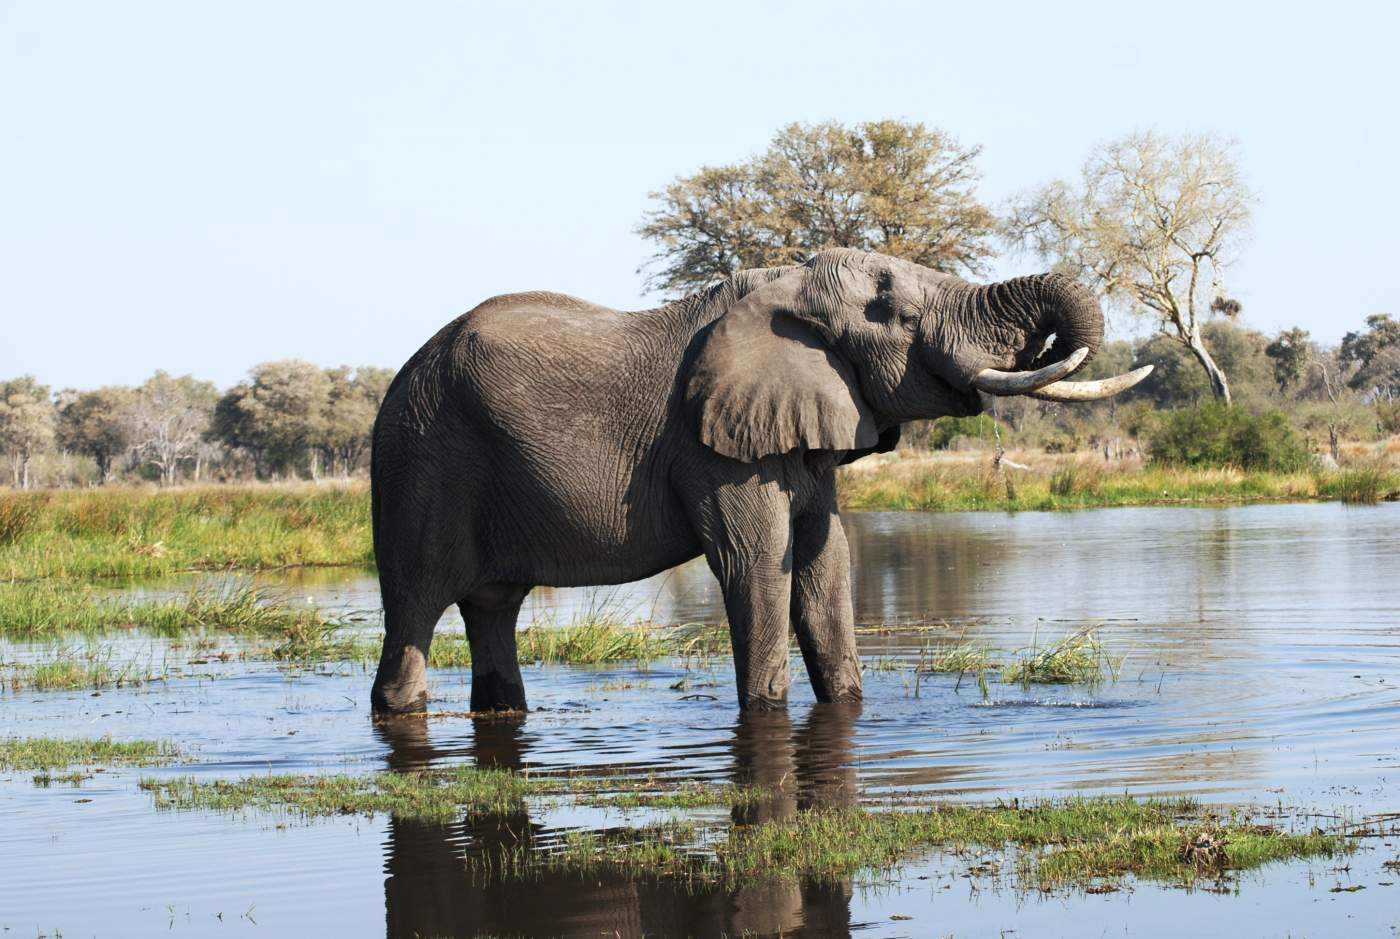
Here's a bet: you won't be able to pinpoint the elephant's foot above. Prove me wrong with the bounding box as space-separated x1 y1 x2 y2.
371 647 429 716
470 672 527 713
806 659 863 704
737 691 789 711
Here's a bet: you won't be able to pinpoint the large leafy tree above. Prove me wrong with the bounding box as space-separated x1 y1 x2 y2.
1264 327 1314 393
637 120 996 296
213 360 332 477
1005 131 1253 404
1340 313 1400 401
57 386 137 483
321 366 394 476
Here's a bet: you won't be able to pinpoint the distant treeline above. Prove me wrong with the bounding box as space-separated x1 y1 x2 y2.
1 311 1397 490
0 362 393 489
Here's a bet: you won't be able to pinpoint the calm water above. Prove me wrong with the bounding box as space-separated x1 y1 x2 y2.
2 503 1398 937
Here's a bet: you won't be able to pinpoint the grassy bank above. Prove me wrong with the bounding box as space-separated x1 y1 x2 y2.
0 483 370 580
838 455 1400 512
4 462 1396 581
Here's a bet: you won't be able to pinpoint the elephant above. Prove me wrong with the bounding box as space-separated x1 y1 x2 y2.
368 248 1150 715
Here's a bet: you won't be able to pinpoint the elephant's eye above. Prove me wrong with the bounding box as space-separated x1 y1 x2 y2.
863 292 898 325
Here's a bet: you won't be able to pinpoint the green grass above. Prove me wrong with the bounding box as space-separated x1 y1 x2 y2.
1319 463 1400 504
0 580 340 639
838 458 1400 512
1001 627 1122 686
0 645 159 691
140 766 767 824
138 762 1348 892
4 460 1395 583
0 483 371 580
263 619 728 668
903 628 1120 693
474 796 1349 891
0 735 180 770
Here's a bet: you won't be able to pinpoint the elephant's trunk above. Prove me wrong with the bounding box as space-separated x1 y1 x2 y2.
941 273 1150 401
969 273 1104 369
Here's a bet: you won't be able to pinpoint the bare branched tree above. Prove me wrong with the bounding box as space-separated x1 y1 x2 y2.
130 372 218 485
1005 131 1253 404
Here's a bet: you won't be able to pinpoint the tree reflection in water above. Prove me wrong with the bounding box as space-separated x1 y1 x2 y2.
378 705 863 938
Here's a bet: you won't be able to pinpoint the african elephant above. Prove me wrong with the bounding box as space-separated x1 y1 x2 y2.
369 248 1148 714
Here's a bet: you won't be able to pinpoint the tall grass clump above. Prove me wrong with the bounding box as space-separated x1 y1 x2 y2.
1002 627 1122 686
1318 460 1400 504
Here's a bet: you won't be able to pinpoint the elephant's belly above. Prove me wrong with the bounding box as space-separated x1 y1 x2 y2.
479 481 704 589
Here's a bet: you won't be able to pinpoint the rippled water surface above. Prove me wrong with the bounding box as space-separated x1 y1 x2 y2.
2 503 1398 937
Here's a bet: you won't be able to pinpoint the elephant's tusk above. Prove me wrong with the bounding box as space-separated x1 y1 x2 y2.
1027 365 1155 402
971 347 1088 396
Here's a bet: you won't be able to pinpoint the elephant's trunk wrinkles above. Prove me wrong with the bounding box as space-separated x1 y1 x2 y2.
956 274 1151 401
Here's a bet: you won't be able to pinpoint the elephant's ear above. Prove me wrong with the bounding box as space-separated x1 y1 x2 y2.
684 275 879 462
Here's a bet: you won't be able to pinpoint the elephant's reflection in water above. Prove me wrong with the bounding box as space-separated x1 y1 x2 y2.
378 704 861 938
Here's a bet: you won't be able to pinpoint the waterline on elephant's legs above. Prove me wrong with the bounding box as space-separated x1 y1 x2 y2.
371 645 429 715
462 597 528 713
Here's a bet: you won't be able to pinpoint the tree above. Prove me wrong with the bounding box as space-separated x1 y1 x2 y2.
1005 130 1253 404
0 376 56 489
212 361 331 478
57 386 137 483
637 120 996 296
1264 327 1314 393
130 372 219 485
1132 321 1274 409
321 366 394 476
1340 313 1400 401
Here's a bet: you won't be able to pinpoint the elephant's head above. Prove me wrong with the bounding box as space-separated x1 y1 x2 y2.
685 248 1151 462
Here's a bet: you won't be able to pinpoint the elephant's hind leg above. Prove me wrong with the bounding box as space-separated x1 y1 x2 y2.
461 583 531 712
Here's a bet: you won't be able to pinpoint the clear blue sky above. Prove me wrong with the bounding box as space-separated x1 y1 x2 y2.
3 1 1395 390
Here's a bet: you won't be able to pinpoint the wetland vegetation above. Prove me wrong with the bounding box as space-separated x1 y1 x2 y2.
137 766 1350 892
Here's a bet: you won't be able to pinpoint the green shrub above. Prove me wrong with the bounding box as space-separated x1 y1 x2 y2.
926 415 1004 450
1146 404 1310 471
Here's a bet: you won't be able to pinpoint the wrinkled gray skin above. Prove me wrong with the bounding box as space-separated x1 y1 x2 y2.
370 248 1107 715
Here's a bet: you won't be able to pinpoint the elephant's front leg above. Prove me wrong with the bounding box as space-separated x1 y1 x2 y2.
698 484 796 710
791 493 862 703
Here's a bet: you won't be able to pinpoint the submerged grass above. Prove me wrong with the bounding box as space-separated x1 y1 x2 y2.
483 797 1347 891
0 735 180 771
263 619 729 668
147 763 1345 891
0 645 158 691
906 628 1120 692
140 766 767 824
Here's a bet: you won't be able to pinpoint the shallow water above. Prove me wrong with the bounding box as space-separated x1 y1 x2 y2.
2 503 1398 937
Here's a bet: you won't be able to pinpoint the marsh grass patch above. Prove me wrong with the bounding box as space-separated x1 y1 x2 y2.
1 735 181 771
140 767 769 824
